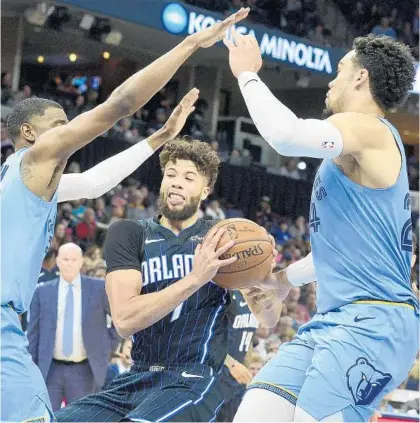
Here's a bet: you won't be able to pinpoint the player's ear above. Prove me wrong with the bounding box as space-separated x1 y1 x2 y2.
354 68 369 89
201 186 210 201
21 123 36 144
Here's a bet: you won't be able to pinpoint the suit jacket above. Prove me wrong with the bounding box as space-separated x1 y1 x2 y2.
27 276 121 387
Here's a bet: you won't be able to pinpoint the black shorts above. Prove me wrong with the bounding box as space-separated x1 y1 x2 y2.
55 364 224 422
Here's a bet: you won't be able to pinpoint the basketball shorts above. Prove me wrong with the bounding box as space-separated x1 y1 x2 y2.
216 366 246 422
1 304 54 422
249 301 419 422
55 363 224 422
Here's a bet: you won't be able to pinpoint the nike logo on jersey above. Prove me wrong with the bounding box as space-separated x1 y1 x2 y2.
239 301 248 307
354 315 375 323
181 371 204 379
145 238 165 244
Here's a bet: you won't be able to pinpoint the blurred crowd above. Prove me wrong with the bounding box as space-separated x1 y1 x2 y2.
337 0 419 59
186 0 334 46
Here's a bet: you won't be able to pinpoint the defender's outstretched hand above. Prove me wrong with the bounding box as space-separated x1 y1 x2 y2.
190 8 249 48
162 88 199 139
224 27 263 78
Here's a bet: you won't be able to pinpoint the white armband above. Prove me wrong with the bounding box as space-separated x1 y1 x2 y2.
238 72 343 159
285 253 316 287
57 139 154 203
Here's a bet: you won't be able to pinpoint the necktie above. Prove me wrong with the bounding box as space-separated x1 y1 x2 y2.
62 284 74 357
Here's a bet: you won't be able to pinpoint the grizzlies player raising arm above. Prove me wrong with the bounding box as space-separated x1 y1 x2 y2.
227 31 418 423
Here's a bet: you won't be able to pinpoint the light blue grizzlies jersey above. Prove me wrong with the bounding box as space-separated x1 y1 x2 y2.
309 117 417 313
1 148 57 313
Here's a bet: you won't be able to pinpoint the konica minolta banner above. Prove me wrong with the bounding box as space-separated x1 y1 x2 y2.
61 0 347 75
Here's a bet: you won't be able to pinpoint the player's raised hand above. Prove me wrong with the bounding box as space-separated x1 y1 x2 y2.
224 27 263 78
190 227 237 285
189 8 249 49
162 88 199 139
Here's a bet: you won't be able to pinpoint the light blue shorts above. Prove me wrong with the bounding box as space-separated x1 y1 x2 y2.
1 305 54 422
249 301 419 422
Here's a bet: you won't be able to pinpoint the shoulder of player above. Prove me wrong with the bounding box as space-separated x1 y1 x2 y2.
107 218 145 237
327 113 392 151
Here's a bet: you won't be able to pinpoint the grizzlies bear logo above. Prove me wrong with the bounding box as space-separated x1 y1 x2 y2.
346 358 392 406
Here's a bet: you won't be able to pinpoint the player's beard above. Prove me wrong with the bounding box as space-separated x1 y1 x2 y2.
157 192 202 221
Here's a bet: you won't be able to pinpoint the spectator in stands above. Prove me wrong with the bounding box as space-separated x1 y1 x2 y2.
38 249 60 284
401 22 415 47
84 89 98 111
205 199 226 220
67 95 86 120
289 216 308 238
351 1 368 35
246 0 267 24
413 8 419 40
94 197 110 225
310 23 326 45
71 199 87 222
241 148 252 167
279 158 301 180
248 356 264 377
146 108 167 135
225 202 244 218
108 196 127 226
76 208 97 250
126 190 154 221
371 17 397 39
226 0 244 16
255 196 272 226
83 245 105 273
51 224 69 252
271 221 291 245
1 71 13 105
229 148 243 166
27 243 120 411
14 83 32 104
104 339 133 387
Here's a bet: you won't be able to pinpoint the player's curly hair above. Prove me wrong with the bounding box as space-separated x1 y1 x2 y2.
353 35 415 111
159 138 220 190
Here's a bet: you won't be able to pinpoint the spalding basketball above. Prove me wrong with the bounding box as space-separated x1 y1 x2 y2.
209 218 273 290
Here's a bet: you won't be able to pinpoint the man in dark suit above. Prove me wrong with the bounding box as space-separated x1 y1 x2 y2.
28 243 120 411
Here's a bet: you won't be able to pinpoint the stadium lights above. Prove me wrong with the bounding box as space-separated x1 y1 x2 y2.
37 55 45 64
69 53 77 62
298 161 307 170
103 51 111 60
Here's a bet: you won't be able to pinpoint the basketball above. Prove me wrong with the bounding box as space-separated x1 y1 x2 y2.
209 218 274 290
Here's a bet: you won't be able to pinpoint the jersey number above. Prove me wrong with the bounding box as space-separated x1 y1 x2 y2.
170 302 184 322
401 218 412 252
309 202 321 233
239 331 254 352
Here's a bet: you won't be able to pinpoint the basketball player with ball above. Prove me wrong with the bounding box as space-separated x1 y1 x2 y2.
55 138 278 422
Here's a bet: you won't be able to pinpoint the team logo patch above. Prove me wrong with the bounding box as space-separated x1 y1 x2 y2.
322 141 335 149
346 357 392 406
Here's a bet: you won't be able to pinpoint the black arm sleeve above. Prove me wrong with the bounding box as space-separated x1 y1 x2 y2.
104 219 145 274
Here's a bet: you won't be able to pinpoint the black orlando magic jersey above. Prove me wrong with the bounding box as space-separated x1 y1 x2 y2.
104 217 230 371
227 291 259 364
